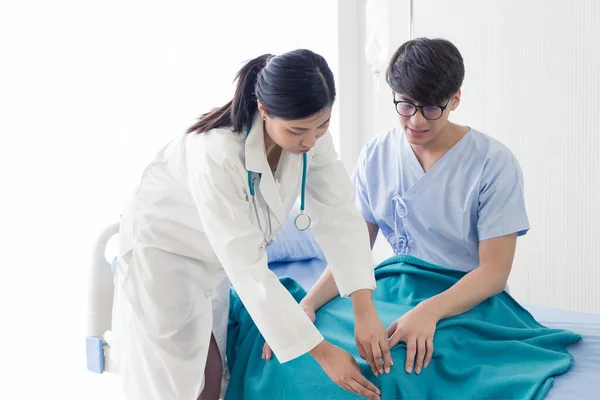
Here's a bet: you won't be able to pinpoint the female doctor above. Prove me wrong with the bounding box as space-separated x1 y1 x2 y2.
112 49 390 400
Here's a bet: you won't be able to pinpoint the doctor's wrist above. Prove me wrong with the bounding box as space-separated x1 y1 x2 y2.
308 339 330 361
351 289 375 315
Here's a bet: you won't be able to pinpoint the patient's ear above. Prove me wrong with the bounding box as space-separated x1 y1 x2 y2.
450 90 462 111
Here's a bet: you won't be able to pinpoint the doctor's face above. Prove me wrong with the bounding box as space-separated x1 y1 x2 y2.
394 91 461 147
261 106 332 155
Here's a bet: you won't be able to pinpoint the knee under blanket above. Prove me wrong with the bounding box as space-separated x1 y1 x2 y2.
225 255 581 399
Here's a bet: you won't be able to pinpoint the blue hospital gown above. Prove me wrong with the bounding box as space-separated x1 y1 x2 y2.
353 127 530 273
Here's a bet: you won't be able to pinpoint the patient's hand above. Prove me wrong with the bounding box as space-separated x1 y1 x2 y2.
387 303 439 375
262 302 316 360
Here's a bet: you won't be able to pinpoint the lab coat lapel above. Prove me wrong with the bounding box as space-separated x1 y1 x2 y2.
244 112 286 225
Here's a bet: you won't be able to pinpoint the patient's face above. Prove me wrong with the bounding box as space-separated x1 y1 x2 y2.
259 105 332 155
394 91 461 148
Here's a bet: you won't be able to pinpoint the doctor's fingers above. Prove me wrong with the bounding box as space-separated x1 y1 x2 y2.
379 339 393 373
339 359 380 399
357 342 375 375
370 341 384 375
359 342 379 377
347 376 381 400
262 342 273 360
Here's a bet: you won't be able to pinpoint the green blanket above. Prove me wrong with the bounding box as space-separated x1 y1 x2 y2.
226 255 581 399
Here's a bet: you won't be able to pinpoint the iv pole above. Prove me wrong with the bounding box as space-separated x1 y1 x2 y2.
409 0 414 39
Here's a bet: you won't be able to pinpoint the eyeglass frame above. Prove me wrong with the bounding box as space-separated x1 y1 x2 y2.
392 97 452 121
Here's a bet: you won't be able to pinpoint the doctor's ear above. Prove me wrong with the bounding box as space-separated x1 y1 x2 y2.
257 101 269 120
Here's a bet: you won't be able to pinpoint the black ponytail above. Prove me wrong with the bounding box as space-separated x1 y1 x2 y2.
187 54 271 134
187 49 336 134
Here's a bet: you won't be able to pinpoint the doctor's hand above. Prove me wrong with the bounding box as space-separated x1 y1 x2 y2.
262 302 316 360
310 341 381 400
354 307 393 377
351 291 393 377
387 302 439 375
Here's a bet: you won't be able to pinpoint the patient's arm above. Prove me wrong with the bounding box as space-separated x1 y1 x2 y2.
387 233 518 375
424 232 517 319
366 221 379 249
302 268 339 311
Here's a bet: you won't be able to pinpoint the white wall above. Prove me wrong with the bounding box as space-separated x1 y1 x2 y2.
356 0 411 160
1 1 340 398
357 0 600 313
354 0 412 263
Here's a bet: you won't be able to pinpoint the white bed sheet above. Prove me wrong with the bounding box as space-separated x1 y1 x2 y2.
526 304 600 399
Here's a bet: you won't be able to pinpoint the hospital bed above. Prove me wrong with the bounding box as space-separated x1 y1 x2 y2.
87 219 600 399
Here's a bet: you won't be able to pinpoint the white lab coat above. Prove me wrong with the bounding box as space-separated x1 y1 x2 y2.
111 111 376 400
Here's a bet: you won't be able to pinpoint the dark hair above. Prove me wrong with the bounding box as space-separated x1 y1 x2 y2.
187 49 336 134
386 37 465 105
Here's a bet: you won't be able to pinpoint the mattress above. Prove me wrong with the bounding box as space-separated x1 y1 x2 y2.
525 304 600 399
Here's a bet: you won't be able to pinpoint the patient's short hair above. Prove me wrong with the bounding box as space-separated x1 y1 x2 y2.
386 37 465 105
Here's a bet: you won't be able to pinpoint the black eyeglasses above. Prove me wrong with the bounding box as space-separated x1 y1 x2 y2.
392 98 451 120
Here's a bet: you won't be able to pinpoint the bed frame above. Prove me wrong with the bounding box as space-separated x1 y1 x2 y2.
86 222 120 374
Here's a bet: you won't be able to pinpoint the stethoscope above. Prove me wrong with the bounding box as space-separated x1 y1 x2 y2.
246 121 311 245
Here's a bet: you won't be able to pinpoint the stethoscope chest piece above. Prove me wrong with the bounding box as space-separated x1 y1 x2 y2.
294 212 311 231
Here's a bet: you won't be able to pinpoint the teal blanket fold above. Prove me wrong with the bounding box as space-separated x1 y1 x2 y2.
226 255 581 399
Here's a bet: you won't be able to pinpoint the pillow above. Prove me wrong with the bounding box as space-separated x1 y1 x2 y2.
266 200 325 263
